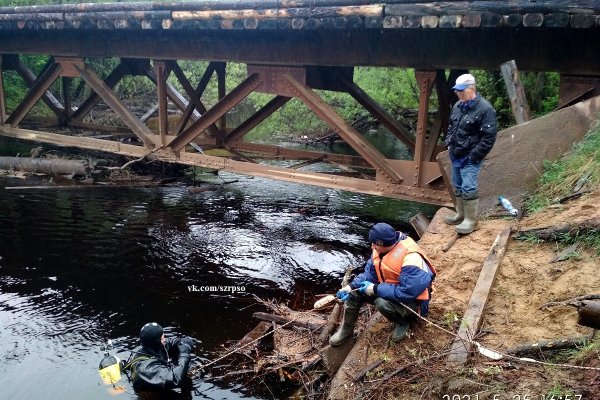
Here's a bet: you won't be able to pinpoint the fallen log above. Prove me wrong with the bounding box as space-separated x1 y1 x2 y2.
253 312 325 331
540 294 600 310
0 156 90 176
505 334 594 356
516 221 600 241
555 190 592 204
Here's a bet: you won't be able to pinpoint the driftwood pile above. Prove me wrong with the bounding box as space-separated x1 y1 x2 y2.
205 291 366 398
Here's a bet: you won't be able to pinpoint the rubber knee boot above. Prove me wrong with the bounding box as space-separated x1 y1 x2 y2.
392 322 410 341
444 197 464 225
329 306 360 347
456 198 479 234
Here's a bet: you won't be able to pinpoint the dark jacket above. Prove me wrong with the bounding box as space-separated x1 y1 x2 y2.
128 337 191 392
445 95 497 163
349 233 434 315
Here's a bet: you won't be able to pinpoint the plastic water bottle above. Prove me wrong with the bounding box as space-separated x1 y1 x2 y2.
498 196 518 216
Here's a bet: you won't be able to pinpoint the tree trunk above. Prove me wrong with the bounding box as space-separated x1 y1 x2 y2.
0 156 90 176
505 334 594 356
516 221 600 240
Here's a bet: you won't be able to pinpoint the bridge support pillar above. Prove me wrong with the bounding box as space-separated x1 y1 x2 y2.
153 60 169 146
414 70 437 187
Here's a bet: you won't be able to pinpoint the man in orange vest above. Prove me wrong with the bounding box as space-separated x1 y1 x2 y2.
330 223 436 346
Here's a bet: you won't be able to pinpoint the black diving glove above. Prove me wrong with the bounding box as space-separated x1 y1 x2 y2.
177 338 193 356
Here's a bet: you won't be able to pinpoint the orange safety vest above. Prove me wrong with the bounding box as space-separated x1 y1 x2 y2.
372 237 436 301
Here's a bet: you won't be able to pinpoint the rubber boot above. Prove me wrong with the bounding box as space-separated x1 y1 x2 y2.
391 322 410 342
329 306 360 346
456 198 479 234
444 197 464 225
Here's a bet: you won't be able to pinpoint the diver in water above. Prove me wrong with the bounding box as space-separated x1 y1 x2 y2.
123 322 195 393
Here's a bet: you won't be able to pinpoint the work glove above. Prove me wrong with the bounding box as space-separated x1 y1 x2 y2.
336 285 352 302
359 281 377 296
178 337 193 356
179 337 195 349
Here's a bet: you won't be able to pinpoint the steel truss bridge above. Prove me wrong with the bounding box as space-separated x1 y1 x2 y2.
0 1 599 206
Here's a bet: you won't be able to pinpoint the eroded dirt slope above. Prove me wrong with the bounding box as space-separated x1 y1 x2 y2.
331 191 600 399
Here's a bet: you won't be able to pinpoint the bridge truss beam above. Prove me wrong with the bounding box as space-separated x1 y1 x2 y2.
0 55 454 206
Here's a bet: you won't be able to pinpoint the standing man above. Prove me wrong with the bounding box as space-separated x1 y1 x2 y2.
330 223 436 345
123 322 195 392
444 73 497 234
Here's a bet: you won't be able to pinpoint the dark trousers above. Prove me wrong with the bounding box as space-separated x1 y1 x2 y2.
346 292 418 325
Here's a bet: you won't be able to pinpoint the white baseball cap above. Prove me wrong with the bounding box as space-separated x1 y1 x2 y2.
452 73 476 90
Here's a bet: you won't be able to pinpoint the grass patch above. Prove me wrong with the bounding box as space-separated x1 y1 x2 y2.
526 121 600 213
524 121 600 254
555 229 600 255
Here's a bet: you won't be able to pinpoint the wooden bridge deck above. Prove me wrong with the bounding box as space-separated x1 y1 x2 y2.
0 1 599 72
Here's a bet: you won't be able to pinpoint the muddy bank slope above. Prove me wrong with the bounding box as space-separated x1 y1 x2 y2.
328 191 600 399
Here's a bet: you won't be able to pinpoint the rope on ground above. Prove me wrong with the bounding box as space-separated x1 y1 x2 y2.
399 302 600 372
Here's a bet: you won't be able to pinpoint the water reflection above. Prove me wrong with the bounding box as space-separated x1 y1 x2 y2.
0 172 436 399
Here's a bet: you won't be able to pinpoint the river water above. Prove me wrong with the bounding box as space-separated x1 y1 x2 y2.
0 156 435 399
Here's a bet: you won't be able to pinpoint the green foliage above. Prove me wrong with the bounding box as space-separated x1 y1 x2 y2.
523 122 600 254
473 70 559 128
516 233 543 245
354 67 419 112
544 385 579 398
526 122 600 212
442 311 459 327
247 67 419 141
556 230 600 255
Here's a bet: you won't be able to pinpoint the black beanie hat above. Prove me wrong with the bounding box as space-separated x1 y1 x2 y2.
140 322 163 348
368 223 400 247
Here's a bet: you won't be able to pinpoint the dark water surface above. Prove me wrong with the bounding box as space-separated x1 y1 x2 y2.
0 172 434 399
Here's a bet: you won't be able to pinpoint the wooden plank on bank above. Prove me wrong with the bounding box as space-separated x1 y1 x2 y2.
447 228 511 365
409 212 430 238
